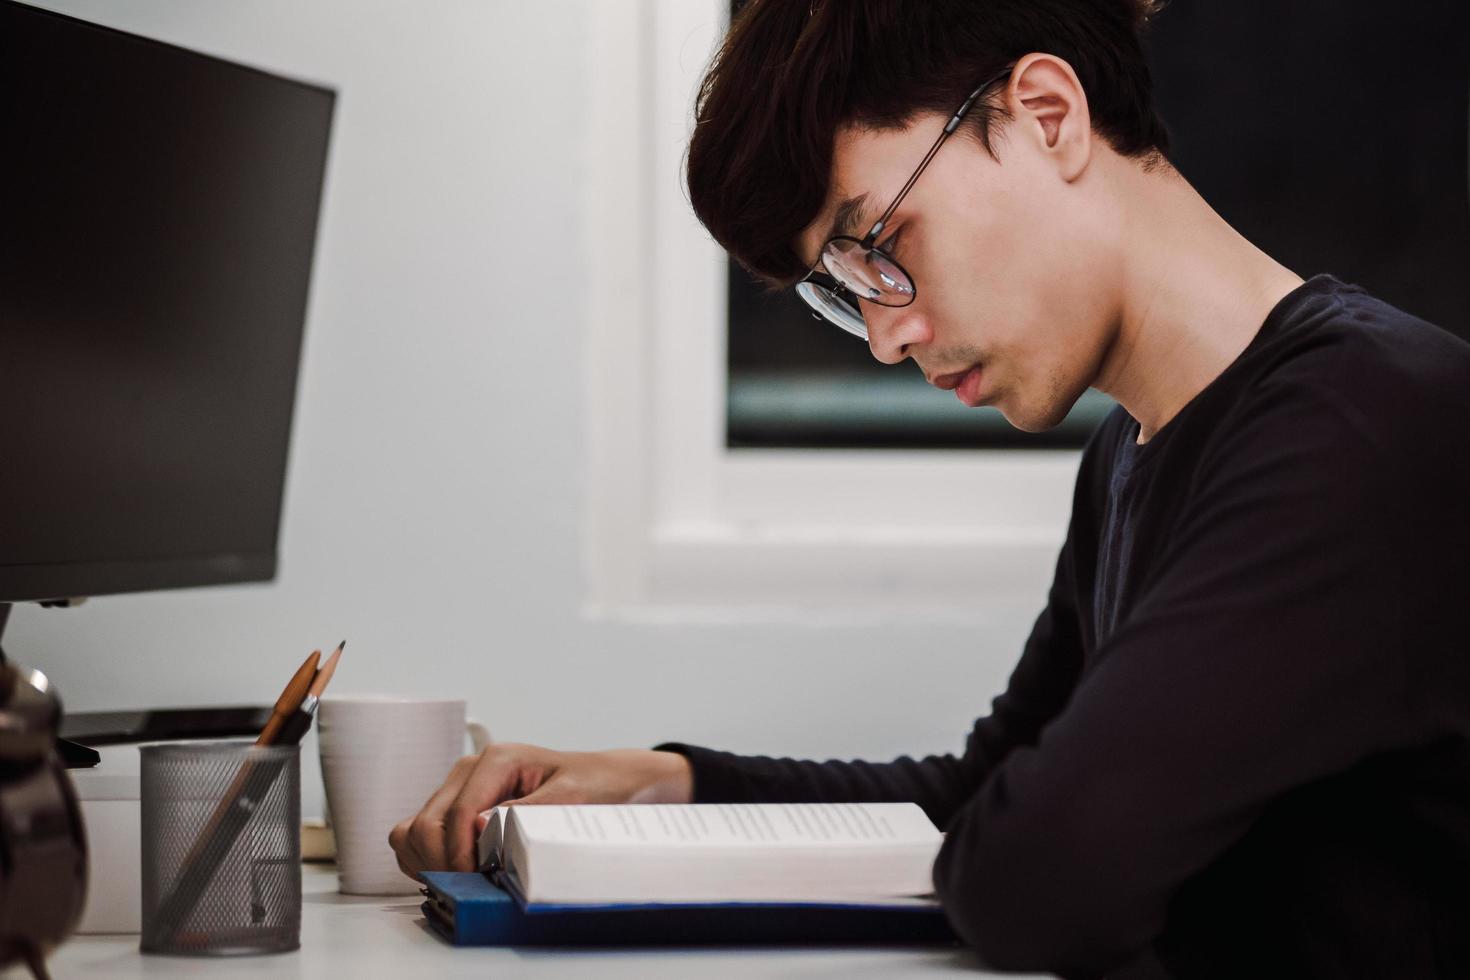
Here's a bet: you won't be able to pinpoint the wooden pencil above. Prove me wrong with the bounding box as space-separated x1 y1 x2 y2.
278 640 345 745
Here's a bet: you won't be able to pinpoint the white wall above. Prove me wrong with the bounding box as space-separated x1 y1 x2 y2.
9 0 1053 819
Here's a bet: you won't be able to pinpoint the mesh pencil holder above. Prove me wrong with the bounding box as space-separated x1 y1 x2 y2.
139 741 301 955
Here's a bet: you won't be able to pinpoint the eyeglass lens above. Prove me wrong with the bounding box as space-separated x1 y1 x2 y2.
820 238 913 304
794 280 869 340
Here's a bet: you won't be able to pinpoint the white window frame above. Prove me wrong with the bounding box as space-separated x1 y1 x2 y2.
582 0 1081 621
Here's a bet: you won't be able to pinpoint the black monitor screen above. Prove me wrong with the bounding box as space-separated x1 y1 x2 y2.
0 2 334 602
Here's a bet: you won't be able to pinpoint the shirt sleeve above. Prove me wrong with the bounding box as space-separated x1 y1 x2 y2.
931 382 1413 976
652 499 1088 831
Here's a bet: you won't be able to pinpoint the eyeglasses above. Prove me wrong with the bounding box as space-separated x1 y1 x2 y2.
795 65 1015 341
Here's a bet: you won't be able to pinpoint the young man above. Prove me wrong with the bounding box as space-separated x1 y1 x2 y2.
392 2 1470 975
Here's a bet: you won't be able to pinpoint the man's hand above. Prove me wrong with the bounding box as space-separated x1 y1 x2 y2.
388 742 694 878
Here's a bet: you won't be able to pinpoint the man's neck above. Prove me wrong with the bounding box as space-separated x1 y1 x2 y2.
1093 163 1304 444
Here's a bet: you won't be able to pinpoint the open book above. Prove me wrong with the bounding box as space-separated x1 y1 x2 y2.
475 802 944 907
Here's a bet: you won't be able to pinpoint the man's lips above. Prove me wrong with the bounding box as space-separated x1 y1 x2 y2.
928 363 988 407
929 363 982 391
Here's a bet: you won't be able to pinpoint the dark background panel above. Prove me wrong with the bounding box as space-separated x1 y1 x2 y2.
1147 1 1470 335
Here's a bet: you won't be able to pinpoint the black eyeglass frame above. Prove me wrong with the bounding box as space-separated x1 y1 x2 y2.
796 64 1017 339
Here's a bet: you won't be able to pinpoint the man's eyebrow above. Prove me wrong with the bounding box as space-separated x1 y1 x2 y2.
828 193 872 242
802 193 871 269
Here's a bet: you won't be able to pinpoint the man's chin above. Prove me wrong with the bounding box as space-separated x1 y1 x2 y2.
996 397 1075 434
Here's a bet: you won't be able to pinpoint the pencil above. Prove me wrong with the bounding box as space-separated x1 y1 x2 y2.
308 639 344 704
278 640 345 745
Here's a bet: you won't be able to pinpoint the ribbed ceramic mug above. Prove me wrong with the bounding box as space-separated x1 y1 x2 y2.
318 697 490 895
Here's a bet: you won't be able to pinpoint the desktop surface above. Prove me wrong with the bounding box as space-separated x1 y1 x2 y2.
40 863 1052 979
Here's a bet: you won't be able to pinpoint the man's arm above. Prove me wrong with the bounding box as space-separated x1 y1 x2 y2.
648 410 1131 829
654 511 1088 831
930 384 1413 976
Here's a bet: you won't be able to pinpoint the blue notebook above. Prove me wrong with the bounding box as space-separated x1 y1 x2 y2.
420 870 959 947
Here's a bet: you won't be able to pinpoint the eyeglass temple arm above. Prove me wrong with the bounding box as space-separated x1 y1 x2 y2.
860 65 1015 246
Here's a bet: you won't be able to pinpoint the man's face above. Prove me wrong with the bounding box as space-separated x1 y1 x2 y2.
795 115 1123 432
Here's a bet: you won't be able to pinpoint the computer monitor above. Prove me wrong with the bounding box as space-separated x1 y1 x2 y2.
0 1 335 606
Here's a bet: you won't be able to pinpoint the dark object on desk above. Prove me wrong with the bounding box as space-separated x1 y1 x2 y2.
0 609 101 773
56 702 280 770
60 706 274 747
0 662 87 978
420 872 959 947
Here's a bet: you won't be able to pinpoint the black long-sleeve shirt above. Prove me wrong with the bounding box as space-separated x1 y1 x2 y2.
654 275 1470 979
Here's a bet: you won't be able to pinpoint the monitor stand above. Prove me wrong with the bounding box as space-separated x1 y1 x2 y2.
0 602 101 769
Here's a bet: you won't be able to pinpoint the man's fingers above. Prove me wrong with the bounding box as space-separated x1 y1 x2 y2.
401 754 478 871
394 842 423 882
390 816 429 880
386 745 572 874
437 777 589 869
444 751 550 871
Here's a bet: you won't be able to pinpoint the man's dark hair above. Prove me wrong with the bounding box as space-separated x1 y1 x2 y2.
687 0 1171 287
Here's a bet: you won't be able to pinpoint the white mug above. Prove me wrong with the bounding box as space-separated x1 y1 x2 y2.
318 696 490 895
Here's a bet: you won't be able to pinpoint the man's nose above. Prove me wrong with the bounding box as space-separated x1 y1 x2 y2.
865 303 930 365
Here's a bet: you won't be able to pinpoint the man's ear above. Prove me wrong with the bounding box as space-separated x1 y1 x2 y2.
1006 53 1093 182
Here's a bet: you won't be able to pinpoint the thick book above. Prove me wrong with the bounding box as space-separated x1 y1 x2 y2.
476 801 945 905
419 870 959 947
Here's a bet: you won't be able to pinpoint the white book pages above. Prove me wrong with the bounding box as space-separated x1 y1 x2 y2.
485 802 943 905
476 805 509 871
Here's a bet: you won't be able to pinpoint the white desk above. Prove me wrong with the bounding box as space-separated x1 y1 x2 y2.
35 864 1054 979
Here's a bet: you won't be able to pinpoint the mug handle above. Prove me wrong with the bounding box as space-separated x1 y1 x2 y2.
466 719 492 753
